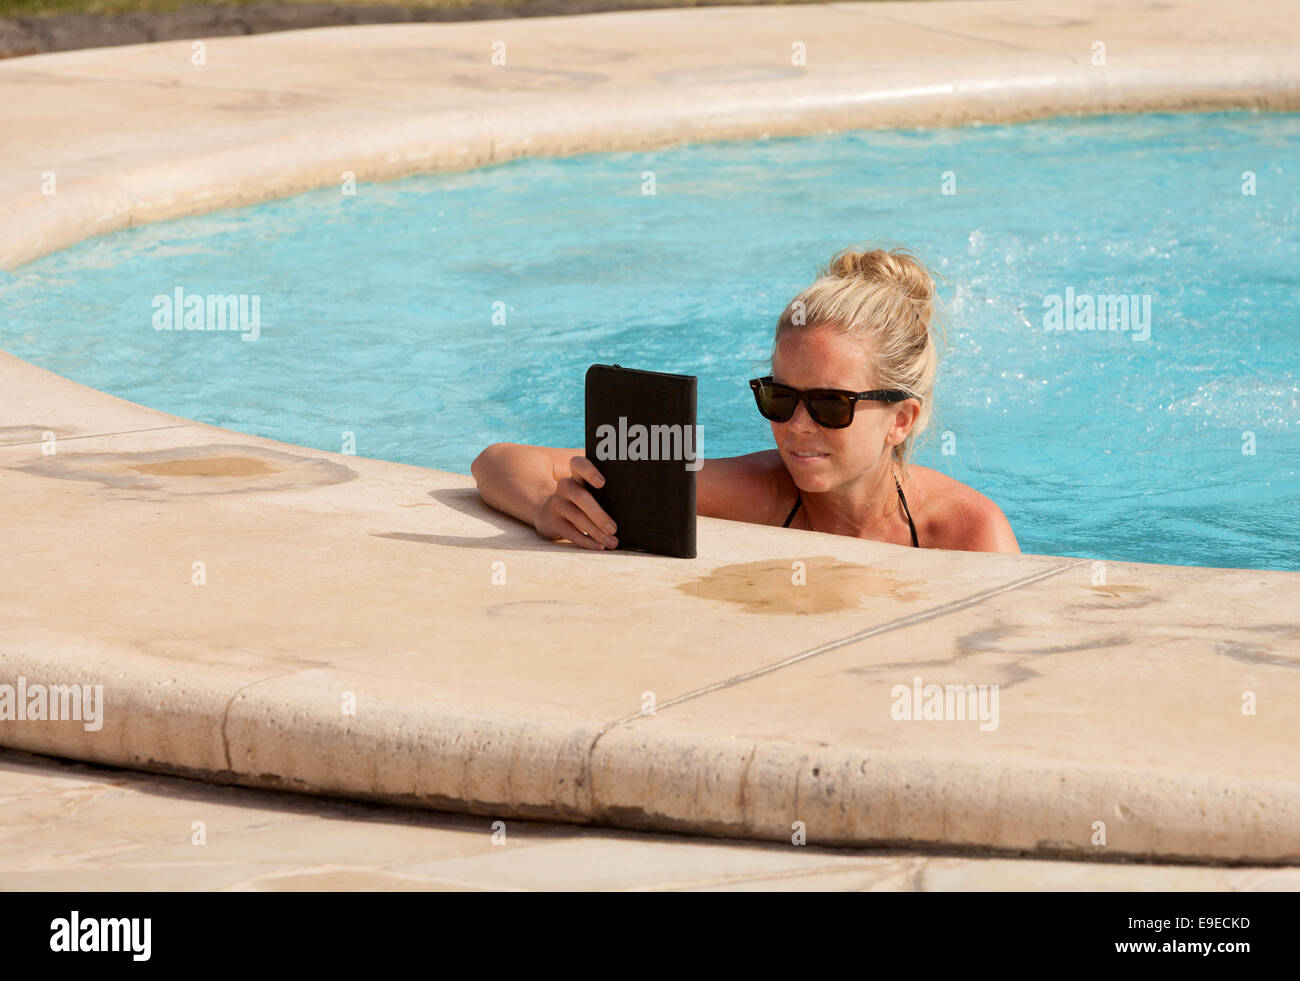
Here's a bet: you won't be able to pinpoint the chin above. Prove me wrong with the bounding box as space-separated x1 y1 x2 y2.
784 459 837 492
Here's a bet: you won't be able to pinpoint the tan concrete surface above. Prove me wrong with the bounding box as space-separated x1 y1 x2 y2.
2 1 1299 868
3 1 1300 270
6 749 1298 891
2 350 1298 862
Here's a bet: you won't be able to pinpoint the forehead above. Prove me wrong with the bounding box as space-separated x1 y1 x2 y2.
772 325 876 389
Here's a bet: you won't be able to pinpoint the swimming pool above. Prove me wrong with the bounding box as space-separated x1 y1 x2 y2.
1 111 1297 571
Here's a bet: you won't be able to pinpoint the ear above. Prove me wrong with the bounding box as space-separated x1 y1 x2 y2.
885 400 921 449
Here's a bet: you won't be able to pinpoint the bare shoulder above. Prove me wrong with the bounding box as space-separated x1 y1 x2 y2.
697 449 793 525
904 465 1020 554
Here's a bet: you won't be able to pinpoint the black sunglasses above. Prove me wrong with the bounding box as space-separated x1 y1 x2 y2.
749 376 915 429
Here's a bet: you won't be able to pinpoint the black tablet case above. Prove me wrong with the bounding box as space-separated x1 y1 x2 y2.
584 364 697 559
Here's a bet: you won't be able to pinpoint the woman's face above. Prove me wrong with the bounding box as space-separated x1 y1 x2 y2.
769 323 914 493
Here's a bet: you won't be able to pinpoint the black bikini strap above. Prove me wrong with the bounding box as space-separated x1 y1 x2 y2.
782 491 802 528
784 480 917 547
894 476 920 548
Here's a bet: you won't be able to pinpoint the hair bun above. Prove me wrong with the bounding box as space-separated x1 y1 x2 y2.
827 247 934 303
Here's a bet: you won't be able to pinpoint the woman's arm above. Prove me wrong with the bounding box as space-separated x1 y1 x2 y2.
471 442 789 547
696 450 790 524
470 443 618 550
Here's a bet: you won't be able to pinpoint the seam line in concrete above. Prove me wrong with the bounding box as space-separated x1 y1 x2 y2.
603 556 1090 729
576 556 1088 807
0 423 191 448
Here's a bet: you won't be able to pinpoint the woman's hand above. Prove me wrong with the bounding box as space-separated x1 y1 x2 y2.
532 456 619 550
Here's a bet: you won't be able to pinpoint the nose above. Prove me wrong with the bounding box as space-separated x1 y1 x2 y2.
785 397 819 431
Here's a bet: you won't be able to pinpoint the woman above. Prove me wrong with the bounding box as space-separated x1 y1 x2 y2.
471 245 1019 554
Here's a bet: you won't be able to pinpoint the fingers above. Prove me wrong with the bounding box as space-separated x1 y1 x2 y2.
557 480 616 537
543 457 617 550
568 455 605 489
561 501 618 550
560 461 618 538
536 502 606 550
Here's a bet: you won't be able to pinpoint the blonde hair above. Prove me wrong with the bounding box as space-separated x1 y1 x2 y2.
771 244 945 468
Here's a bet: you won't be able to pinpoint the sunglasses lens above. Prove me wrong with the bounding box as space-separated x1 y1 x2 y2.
809 395 853 428
756 384 797 421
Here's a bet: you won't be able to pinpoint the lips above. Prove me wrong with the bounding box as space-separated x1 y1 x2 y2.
788 449 828 464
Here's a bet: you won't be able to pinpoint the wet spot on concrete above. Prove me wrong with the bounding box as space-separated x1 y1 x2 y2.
1088 585 1148 598
1078 584 1157 610
1214 640 1299 669
1242 623 1300 635
484 598 607 624
130 456 278 478
6 443 355 496
956 624 1130 659
677 555 924 615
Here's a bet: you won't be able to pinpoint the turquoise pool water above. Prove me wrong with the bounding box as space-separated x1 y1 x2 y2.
2 112 1297 571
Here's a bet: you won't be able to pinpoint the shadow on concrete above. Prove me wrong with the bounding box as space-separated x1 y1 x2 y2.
371 486 586 554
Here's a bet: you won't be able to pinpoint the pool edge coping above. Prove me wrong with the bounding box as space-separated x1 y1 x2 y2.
3 2 1300 862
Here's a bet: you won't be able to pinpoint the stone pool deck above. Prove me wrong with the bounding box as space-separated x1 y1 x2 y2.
8 748 1299 890
5 0 1300 270
3 348 1299 866
2 0 1300 881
